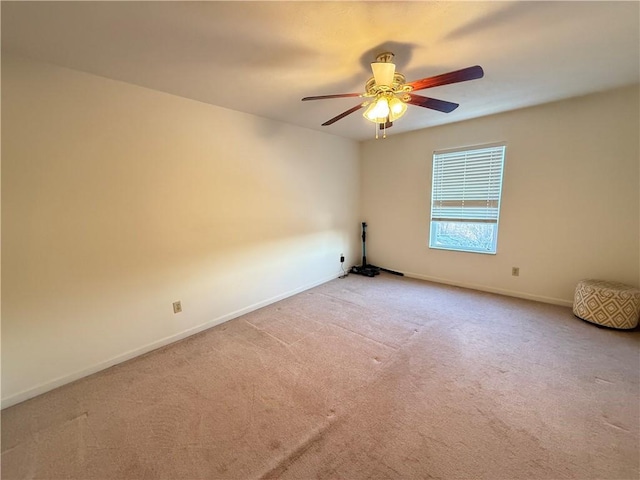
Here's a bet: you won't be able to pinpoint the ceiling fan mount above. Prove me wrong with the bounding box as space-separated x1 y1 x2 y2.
302 52 484 138
374 51 395 63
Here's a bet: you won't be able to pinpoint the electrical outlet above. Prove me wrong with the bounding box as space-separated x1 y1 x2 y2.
340 253 345 263
512 267 520 277
173 301 182 314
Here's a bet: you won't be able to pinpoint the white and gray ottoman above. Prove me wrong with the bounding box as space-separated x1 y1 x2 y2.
573 279 640 330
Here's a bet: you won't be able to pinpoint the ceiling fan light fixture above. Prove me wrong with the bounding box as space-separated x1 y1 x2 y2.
388 96 407 121
363 96 390 122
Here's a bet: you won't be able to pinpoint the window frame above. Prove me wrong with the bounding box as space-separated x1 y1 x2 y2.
428 142 506 255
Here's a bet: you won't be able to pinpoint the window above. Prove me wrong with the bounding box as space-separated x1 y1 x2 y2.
429 143 506 254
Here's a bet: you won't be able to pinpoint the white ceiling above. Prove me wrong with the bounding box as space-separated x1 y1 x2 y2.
2 1 639 141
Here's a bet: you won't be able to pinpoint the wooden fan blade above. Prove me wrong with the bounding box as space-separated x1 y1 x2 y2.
406 65 484 92
405 94 459 113
321 103 365 126
302 93 362 101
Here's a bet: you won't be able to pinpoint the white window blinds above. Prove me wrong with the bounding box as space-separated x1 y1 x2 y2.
431 144 506 224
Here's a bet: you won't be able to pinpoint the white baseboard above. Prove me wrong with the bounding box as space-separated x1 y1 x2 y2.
401 270 574 308
1 273 338 409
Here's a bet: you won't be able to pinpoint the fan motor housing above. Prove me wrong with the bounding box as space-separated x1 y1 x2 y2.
364 73 409 97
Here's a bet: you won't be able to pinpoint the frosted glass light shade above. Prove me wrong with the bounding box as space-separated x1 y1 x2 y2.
363 97 390 122
371 62 396 87
388 97 407 121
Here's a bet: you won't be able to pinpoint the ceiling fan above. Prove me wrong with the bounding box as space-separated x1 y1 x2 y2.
302 52 484 138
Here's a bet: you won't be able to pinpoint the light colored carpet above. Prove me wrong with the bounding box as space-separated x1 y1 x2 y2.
2 273 639 479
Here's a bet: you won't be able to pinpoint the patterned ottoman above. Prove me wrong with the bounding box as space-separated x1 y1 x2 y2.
573 279 640 330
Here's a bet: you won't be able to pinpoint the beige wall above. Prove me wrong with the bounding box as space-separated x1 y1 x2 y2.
361 85 640 305
1 54 360 407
